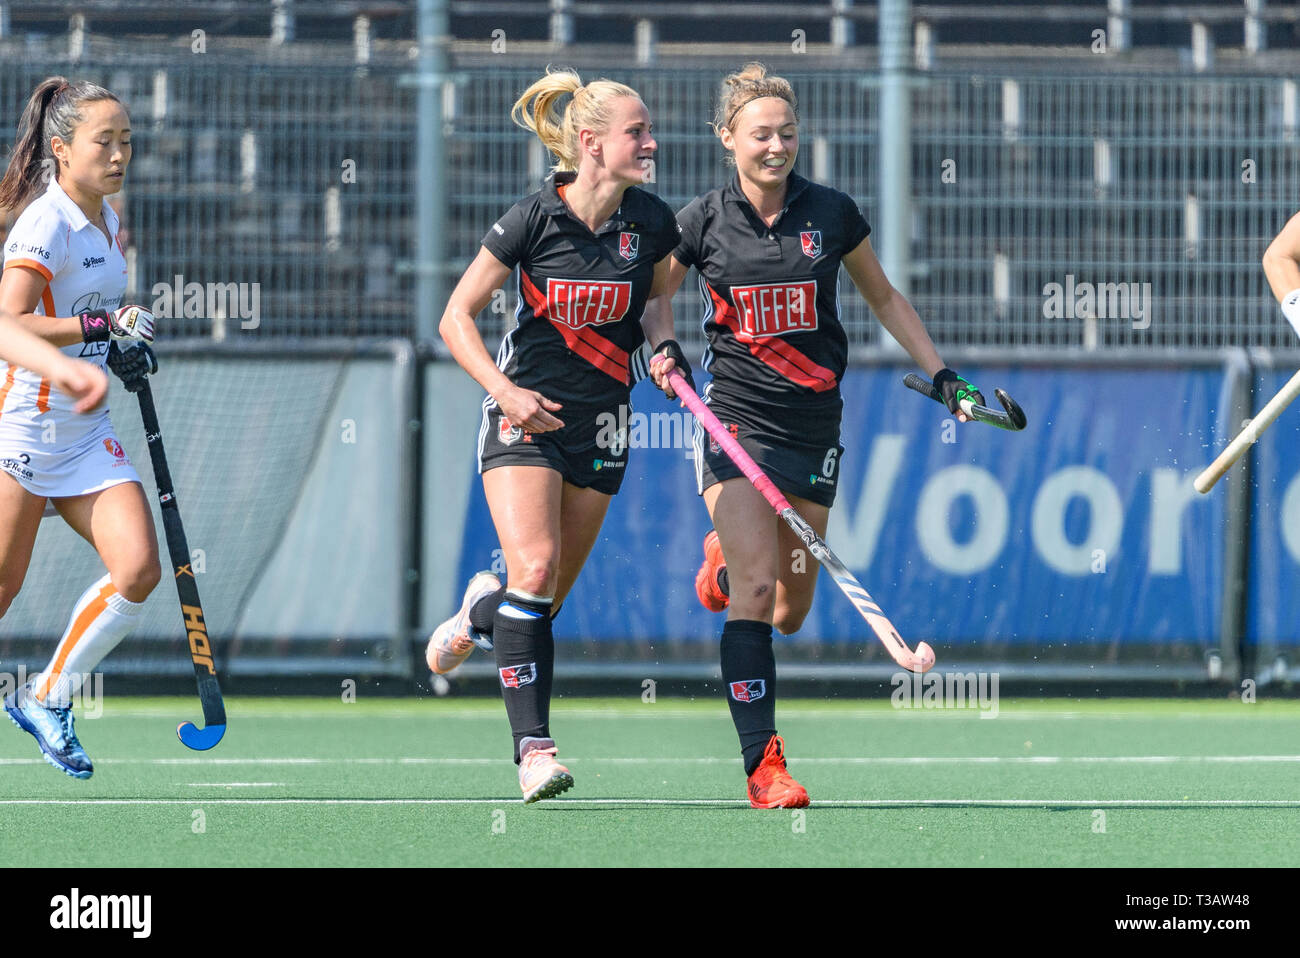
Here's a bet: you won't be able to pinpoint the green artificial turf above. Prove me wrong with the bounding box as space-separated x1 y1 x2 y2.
2 696 1297 867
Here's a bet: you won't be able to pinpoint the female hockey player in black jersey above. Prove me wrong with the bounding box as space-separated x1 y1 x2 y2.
656 63 984 808
431 69 685 803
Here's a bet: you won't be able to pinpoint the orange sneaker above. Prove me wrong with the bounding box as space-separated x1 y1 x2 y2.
518 736 574 804
695 529 729 612
746 735 810 809
426 570 500 675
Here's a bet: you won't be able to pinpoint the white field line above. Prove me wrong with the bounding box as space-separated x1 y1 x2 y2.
0 798 1298 808
95 708 1297 722
4 755 1300 767
185 782 284 787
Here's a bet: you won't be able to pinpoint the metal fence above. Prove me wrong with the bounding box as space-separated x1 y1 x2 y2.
3 49 1300 348
0 58 417 338
450 67 1300 351
908 73 1300 350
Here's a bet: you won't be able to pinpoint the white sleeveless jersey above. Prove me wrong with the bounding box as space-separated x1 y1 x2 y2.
1 175 126 431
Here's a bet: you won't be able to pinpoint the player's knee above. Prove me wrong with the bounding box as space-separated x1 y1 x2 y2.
773 604 811 636
510 557 558 598
115 558 161 604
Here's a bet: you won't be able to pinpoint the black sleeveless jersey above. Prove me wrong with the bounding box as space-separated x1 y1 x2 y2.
481 171 680 408
673 172 872 443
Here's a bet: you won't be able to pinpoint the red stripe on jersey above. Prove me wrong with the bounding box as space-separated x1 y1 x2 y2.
706 283 838 392
520 271 630 384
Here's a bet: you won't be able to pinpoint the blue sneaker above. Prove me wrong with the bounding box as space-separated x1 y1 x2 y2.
4 682 93 779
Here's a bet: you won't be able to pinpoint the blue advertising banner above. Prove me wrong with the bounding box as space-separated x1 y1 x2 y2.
1247 367 1300 649
456 362 1228 650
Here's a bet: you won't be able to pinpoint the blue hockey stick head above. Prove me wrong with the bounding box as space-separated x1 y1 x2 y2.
178 721 226 751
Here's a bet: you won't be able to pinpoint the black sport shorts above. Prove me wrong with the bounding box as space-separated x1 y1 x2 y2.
692 416 844 508
478 398 630 495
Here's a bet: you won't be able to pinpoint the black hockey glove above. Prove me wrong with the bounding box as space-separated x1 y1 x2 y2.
651 339 695 396
106 340 158 393
932 367 985 416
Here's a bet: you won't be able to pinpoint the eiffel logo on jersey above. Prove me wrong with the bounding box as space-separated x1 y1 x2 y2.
800 230 822 259
618 231 639 262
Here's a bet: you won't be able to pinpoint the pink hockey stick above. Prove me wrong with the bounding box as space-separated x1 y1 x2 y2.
666 369 934 673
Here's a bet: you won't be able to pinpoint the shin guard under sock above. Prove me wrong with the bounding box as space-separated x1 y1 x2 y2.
492 591 555 762
720 618 777 775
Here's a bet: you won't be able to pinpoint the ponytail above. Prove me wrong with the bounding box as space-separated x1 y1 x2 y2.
511 67 641 173
0 76 123 213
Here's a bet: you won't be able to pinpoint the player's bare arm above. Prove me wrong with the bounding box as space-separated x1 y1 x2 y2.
841 234 945 375
438 245 564 432
1263 210 1300 337
0 308 107 412
642 254 687 398
842 234 976 423
0 264 84 345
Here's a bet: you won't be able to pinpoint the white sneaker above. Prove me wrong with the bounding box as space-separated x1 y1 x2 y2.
518 736 574 804
426 571 500 675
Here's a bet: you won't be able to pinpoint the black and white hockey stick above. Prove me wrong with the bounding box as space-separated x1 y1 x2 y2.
903 373 1027 431
134 377 227 750
666 369 934 672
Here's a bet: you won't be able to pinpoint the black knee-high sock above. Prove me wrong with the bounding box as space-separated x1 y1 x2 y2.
470 586 562 635
492 591 555 762
720 618 777 775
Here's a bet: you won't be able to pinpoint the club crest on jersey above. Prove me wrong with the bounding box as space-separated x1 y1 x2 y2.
103 438 126 460
618 231 639 262
800 230 822 259
730 679 766 703
499 663 536 689
497 415 525 446
709 422 739 455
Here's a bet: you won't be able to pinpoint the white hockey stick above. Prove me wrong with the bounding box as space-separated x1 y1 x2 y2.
1195 368 1300 494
